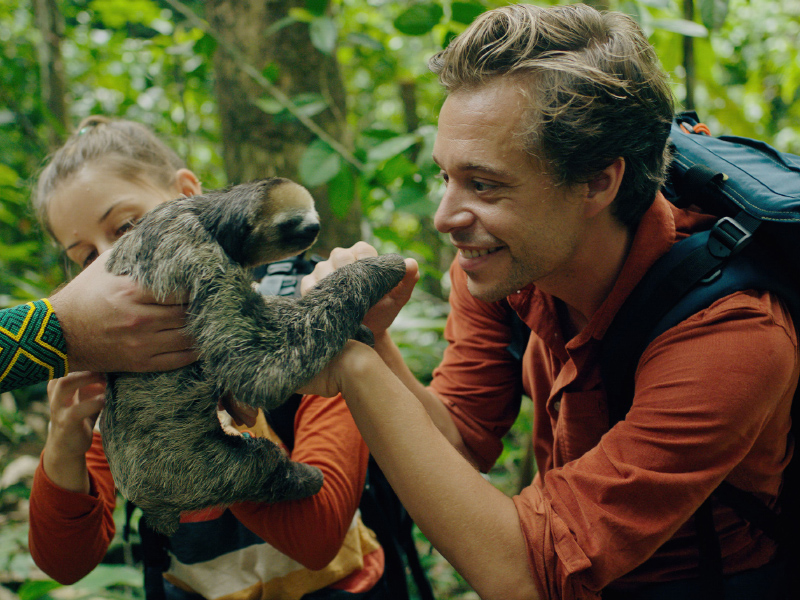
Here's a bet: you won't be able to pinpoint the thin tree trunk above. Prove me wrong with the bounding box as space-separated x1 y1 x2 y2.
205 0 360 255
683 0 696 111
32 0 68 148
398 79 447 298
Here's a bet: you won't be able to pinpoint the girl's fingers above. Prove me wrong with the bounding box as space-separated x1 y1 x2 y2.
71 396 106 422
49 372 105 400
77 382 107 402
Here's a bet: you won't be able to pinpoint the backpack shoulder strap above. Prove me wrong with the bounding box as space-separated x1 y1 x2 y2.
601 233 796 426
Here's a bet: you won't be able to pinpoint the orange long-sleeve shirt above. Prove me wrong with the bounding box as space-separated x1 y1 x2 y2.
431 194 797 599
29 393 383 598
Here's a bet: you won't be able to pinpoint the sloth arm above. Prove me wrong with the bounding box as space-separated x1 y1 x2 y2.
28 432 116 584
230 393 370 570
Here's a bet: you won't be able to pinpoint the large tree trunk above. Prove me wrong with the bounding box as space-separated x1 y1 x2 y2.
205 0 360 255
32 0 68 149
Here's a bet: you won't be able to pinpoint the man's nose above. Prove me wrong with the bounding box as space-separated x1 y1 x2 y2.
433 186 475 234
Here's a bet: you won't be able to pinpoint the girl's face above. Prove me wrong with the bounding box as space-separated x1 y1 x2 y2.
48 163 199 269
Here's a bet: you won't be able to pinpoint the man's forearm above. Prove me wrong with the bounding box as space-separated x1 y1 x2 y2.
338 344 540 600
372 331 475 459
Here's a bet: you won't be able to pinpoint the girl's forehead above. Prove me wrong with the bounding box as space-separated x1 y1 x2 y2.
48 168 169 242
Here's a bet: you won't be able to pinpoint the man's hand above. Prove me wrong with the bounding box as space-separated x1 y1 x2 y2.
300 242 419 338
296 339 375 399
49 250 197 373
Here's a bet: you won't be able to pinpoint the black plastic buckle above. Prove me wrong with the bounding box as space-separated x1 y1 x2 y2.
707 216 753 259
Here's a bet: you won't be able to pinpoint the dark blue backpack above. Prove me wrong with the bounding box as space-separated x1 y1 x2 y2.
511 111 800 597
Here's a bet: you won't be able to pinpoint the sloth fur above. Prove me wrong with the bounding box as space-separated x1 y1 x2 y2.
100 178 406 536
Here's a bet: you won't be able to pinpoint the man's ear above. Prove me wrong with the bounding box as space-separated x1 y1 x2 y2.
174 168 202 198
584 157 625 218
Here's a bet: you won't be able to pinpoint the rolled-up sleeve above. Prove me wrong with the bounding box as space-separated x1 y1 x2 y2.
429 263 525 473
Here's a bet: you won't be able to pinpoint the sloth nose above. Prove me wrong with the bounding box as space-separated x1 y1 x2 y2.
302 221 321 238
280 217 320 243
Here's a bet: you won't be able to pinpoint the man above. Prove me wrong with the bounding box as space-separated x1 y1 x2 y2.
1 250 195 392
300 4 795 599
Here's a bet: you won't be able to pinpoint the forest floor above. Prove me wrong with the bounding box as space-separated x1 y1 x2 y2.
0 386 534 600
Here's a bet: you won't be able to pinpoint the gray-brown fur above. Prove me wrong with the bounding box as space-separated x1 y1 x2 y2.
101 178 406 536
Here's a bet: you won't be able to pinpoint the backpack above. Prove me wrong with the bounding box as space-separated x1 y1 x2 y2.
128 254 434 600
510 111 800 596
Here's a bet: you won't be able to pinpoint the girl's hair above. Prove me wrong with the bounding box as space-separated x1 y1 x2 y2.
429 3 675 228
33 115 186 236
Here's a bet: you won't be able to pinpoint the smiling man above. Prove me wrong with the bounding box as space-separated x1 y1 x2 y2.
299 4 795 599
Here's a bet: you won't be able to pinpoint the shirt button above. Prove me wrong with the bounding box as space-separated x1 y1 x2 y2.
553 400 561 412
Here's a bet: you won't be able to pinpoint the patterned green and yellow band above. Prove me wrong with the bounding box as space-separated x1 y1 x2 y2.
0 299 68 393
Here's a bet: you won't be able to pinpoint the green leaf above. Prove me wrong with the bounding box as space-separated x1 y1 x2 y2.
193 33 217 59
394 3 444 36
347 32 383 51
367 134 418 163
698 0 730 31
293 93 329 117
17 580 61 600
0 163 19 186
299 140 342 187
75 564 142 589
89 0 161 29
328 165 356 218
288 8 316 23
635 0 672 8
451 2 485 26
310 17 337 55
375 154 417 185
306 0 328 17
650 18 709 38
253 97 285 115
394 184 436 217
262 62 280 83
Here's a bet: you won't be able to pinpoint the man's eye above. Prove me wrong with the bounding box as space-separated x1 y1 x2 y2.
437 171 449 184
473 180 494 192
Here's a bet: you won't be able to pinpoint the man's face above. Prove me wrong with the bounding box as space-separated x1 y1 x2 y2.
432 79 588 303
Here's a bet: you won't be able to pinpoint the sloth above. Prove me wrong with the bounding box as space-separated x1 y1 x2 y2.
100 178 406 536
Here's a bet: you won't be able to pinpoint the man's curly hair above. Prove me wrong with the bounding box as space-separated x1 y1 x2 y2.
429 3 674 228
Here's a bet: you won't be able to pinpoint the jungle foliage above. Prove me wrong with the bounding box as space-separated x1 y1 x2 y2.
1 0 799 598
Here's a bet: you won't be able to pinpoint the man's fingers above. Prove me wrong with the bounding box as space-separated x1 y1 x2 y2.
328 243 377 268
301 243 383 296
143 349 199 373
350 241 378 261
150 292 191 306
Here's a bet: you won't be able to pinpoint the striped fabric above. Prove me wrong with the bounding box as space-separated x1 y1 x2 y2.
0 299 67 392
163 509 380 600
161 414 382 600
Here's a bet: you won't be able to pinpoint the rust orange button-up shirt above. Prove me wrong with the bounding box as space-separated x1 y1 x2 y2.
430 194 797 599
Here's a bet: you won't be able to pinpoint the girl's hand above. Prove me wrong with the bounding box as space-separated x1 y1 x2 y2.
300 242 420 339
42 372 107 493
